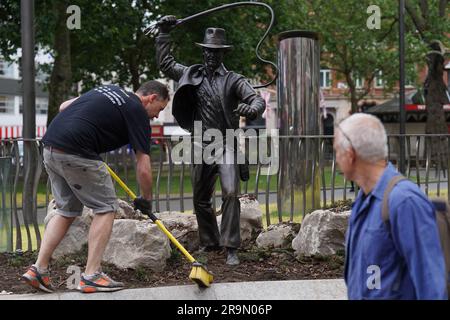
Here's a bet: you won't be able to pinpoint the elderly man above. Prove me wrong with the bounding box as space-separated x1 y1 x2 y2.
155 16 266 265
334 113 447 300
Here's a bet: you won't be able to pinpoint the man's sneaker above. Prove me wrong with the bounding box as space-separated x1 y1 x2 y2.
21 265 54 293
77 272 125 293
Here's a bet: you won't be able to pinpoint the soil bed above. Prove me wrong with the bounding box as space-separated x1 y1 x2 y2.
0 246 344 295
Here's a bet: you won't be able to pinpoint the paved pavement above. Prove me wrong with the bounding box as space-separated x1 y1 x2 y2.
0 279 347 300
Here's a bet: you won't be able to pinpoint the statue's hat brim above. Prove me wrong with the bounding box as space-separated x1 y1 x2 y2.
195 43 233 49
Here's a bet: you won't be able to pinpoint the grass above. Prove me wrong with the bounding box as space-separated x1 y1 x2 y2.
6 250 38 268
12 165 354 200
427 189 448 198
11 224 45 251
259 203 304 228
14 193 48 209
15 164 446 206
110 165 279 198
9 180 49 208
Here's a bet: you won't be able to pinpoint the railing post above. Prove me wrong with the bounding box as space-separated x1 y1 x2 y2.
0 156 13 252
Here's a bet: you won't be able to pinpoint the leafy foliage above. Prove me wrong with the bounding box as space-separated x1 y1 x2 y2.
0 0 448 119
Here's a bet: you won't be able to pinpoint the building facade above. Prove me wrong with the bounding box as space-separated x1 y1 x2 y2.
0 58 48 139
320 62 450 136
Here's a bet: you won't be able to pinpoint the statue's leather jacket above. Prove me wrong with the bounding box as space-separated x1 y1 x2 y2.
156 33 266 133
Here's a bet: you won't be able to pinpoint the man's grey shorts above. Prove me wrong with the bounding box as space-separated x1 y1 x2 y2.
43 148 119 217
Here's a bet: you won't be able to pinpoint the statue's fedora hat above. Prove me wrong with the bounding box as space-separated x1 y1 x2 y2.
195 28 233 49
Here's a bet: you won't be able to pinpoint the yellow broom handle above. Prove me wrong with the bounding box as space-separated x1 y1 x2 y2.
154 220 195 263
105 164 137 199
104 163 196 263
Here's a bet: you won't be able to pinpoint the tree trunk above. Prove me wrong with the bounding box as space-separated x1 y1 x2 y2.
129 53 140 92
345 74 359 114
349 89 359 114
46 1 72 126
424 42 450 171
130 66 140 92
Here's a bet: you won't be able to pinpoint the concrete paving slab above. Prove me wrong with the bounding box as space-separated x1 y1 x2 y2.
0 279 346 300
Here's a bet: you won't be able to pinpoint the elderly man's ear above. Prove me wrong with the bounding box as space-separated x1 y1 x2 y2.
348 148 356 163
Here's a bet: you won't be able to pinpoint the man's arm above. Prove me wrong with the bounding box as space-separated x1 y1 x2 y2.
59 97 79 112
135 150 152 200
391 196 448 299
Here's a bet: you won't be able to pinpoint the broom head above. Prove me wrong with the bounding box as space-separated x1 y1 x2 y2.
189 262 214 287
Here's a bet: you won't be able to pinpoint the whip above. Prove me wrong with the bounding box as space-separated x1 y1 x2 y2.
144 1 278 89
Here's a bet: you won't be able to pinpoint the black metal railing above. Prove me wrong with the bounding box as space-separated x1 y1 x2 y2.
1 134 449 252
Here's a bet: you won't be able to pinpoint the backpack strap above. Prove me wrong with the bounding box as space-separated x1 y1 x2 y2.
381 175 408 226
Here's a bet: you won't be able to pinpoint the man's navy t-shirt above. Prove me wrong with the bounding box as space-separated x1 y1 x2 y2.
42 85 151 160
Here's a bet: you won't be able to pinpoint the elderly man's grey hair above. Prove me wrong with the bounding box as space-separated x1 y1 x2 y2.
336 113 388 163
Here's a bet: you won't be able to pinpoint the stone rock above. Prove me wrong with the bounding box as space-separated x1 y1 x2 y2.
115 199 147 220
155 196 263 251
43 199 57 226
239 195 263 244
44 200 92 259
256 223 301 249
292 209 350 257
103 219 171 270
216 196 263 246
44 195 262 268
156 211 199 252
45 200 169 270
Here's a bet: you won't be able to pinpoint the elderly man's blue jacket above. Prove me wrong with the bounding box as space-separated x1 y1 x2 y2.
345 163 448 300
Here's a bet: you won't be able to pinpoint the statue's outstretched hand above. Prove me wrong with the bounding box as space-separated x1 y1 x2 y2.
234 104 257 120
158 15 177 34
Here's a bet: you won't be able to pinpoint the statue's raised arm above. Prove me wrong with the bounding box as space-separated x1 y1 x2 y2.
155 15 187 81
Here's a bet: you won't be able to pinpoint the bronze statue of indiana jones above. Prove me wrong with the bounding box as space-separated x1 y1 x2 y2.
155 15 266 265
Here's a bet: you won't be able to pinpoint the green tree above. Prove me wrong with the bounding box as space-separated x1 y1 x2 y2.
403 0 449 168
294 0 413 114
1 0 282 124
404 0 449 135
156 0 285 86
45 0 73 127
0 0 165 124
2 1 447 128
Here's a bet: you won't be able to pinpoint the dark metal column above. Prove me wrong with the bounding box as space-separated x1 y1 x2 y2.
21 0 36 139
399 0 406 174
21 0 41 250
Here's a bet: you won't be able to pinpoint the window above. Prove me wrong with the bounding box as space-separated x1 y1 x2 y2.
355 76 364 89
36 98 48 114
0 60 6 76
19 97 48 114
0 96 15 114
374 71 384 88
320 69 331 88
0 59 14 78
